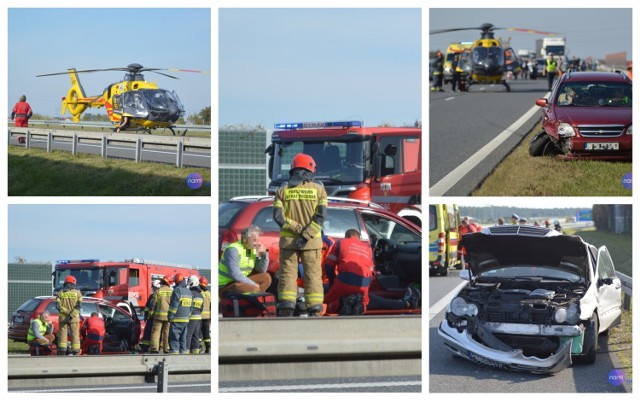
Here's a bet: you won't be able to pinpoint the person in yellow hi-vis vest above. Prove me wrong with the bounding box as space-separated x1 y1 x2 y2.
56 275 82 355
546 53 559 91
273 153 328 317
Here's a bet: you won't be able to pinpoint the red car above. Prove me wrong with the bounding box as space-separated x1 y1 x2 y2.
530 71 632 160
219 196 422 307
8 296 142 352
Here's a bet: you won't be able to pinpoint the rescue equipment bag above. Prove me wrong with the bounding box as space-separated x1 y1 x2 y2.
220 292 277 318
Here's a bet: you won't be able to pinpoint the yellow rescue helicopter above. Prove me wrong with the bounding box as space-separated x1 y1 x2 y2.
37 63 205 136
431 23 557 92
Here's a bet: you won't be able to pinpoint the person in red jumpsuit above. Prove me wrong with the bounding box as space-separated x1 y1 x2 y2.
80 312 106 355
323 229 374 312
11 95 33 127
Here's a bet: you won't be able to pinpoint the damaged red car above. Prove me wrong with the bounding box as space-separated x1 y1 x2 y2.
530 71 632 160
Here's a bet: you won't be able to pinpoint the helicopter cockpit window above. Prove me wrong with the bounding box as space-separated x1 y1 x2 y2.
122 91 148 117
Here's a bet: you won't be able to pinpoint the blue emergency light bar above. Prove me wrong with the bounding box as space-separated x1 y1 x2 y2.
274 121 363 130
56 259 100 265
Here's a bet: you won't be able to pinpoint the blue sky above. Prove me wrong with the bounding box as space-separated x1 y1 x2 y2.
8 205 211 269
430 8 632 61
7 8 211 118
219 8 421 128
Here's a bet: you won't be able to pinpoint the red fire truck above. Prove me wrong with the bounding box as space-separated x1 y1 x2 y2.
266 121 421 214
53 258 201 316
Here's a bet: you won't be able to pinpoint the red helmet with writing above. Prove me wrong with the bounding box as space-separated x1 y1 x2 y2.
291 153 316 173
174 273 184 284
162 274 174 286
65 275 77 285
200 276 209 286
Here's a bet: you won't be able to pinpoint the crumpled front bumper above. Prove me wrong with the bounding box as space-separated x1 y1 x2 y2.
438 320 573 374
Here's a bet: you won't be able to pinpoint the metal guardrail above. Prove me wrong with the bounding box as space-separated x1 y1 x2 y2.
13 119 212 132
9 127 210 168
219 315 421 381
617 272 632 311
8 354 211 392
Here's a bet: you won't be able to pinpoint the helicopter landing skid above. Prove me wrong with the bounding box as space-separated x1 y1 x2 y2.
136 127 153 135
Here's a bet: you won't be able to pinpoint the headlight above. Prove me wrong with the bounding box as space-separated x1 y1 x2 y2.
627 124 632 135
558 123 576 137
450 297 478 316
553 303 580 324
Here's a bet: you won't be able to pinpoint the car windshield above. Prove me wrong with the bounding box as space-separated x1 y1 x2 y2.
556 81 632 107
477 266 582 282
272 139 369 185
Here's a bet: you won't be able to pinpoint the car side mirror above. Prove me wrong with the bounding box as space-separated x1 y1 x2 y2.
535 98 548 107
459 270 471 281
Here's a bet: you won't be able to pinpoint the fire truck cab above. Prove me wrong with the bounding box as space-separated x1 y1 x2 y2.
53 258 200 316
266 121 421 214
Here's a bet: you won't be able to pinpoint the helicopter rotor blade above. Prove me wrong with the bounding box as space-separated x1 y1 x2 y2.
504 27 560 36
147 71 179 79
430 27 482 35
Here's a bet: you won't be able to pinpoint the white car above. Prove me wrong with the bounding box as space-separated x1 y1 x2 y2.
438 225 622 374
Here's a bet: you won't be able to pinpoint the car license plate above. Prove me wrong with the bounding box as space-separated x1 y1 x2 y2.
13 316 23 324
585 142 619 150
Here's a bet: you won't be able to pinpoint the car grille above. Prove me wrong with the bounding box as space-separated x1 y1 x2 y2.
578 125 625 137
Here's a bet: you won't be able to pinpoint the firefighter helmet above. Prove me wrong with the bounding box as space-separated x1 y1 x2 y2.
65 275 77 285
291 153 316 173
200 276 209 287
188 275 200 288
162 274 173 286
152 279 161 289
174 273 184 284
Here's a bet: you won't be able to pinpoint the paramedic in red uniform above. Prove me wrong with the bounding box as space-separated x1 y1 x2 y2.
11 95 33 127
323 229 374 310
80 312 105 355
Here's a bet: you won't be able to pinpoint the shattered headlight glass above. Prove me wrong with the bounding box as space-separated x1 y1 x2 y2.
451 297 478 317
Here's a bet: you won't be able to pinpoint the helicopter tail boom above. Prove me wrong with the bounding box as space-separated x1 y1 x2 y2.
62 68 102 123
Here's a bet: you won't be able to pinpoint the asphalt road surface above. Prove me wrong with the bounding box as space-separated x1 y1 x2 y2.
219 376 421 392
428 273 631 393
10 381 211 393
429 78 549 195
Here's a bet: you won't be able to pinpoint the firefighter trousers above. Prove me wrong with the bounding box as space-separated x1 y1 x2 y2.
150 320 170 353
169 322 189 354
58 320 80 354
201 319 211 353
278 249 323 308
140 319 154 351
187 320 202 354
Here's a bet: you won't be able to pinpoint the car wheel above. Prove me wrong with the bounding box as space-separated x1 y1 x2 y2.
574 313 598 364
441 267 448 277
529 132 559 156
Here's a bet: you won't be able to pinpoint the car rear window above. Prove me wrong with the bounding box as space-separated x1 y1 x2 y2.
219 201 249 228
324 209 360 238
45 301 59 315
251 206 280 232
16 298 42 312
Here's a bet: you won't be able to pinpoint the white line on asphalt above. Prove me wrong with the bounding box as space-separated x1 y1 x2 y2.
12 383 211 392
429 104 541 196
220 381 422 392
445 97 455 101
429 279 468 321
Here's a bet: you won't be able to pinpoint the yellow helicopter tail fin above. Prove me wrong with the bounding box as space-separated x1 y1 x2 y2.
62 68 90 123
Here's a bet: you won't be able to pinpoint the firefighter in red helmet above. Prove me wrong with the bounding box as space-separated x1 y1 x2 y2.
56 275 82 355
11 94 33 127
150 274 173 353
273 153 328 317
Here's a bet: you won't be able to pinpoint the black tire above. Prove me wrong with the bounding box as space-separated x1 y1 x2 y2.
441 267 448 276
529 132 559 157
574 314 598 364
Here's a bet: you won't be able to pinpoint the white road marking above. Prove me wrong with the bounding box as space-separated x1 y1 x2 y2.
429 279 468 321
429 104 540 196
445 97 455 101
220 380 422 392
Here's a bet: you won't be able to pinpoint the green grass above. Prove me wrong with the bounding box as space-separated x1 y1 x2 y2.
9 146 211 196
564 226 632 276
8 340 29 354
473 123 632 196
608 301 632 375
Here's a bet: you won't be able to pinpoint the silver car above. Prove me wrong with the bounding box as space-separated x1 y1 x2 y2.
438 225 622 374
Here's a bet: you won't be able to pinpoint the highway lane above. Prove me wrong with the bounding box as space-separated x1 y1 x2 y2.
219 376 421 392
428 270 631 393
429 78 549 195
10 381 211 393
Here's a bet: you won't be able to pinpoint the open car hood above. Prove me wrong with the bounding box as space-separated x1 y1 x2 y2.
461 228 588 278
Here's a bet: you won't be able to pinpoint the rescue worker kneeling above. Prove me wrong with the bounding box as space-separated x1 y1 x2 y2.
80 312 105 355
27 311 56 355
168 273 193 354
